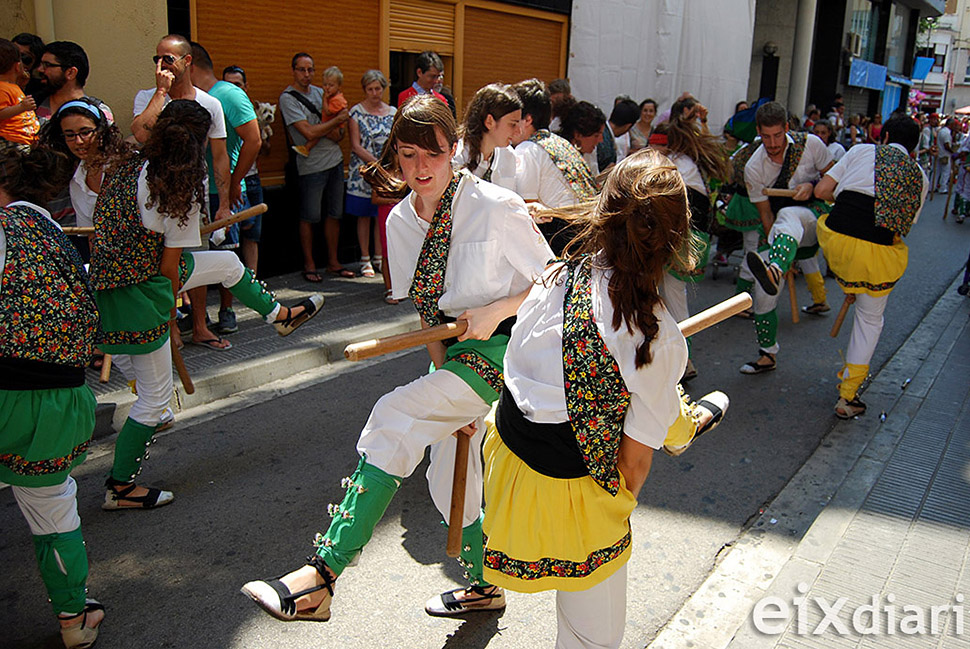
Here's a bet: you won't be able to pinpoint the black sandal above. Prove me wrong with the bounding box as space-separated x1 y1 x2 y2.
102 477 174 510
274 294 325 337
740 350 776 375
747 251 781 296
59 598 104 649
425 584 506 617
241 555 336 621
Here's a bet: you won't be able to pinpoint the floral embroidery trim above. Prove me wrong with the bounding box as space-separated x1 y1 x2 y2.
832 273 898 293
562 256 631 496
773 132 807 190
484 530 630 581
529 130 597 200
732 140 762 187
0 205 99 367
100 322 168 347
408 173 462 328
874 145 922 237
451 351 504 395
0 440 89 476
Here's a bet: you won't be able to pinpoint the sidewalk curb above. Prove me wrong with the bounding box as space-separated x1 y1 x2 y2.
648 274 968 649
92 310 420 437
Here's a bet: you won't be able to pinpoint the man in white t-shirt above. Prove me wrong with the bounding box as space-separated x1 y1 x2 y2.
934 117 958 193
131 34 233 351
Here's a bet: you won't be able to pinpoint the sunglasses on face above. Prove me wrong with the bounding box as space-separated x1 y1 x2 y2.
20 53 34 67
152 54 186 66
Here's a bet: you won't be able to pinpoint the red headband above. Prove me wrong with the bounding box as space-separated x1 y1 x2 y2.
648 133 668 146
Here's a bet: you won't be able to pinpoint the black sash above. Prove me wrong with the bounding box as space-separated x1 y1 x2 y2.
826 190 894 246
687 187 713 233
0 357 85 390
495 385 589 479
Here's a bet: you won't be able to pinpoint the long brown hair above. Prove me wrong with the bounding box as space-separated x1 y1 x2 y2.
0 146 72 206
458 83 521 172
667 97 730 182
552 148 699 367
139 99 210 225
361 94 458 199
37 99 132 178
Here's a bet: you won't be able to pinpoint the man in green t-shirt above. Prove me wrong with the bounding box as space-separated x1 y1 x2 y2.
190 41 261 335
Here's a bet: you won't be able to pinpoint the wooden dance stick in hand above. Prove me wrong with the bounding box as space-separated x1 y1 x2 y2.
762 188 798 198
99 353 112 383
61 203 269 237
830 294 856 338
787 271 799 324
170 331 195 394
446 433 472 558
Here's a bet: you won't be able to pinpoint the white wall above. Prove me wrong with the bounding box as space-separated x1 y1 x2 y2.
567 0 756 133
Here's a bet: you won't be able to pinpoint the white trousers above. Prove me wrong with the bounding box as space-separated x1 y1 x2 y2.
12 476 81 536
126 250 280 426
935 157 951 192
753 206 818 316
846 293 888 367
660 274 689 323
738 229 760 283
556 563 628 649
357 368 489 527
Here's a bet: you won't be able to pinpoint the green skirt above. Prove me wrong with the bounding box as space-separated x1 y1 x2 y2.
95 253 195 355
668 230 711 284
0 385 96 487
723 194 762 232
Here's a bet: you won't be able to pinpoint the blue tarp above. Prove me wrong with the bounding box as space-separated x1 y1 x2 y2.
912 57 935 81
849 58 887 91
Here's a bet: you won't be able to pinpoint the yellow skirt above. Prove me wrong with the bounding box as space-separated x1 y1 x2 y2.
482 413 637 593
816 214 908 297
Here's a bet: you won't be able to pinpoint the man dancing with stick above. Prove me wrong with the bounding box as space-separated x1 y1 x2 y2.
814 113 927 418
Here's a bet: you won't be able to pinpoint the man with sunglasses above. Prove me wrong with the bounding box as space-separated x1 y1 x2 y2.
131 34 235 351
35 42 113 127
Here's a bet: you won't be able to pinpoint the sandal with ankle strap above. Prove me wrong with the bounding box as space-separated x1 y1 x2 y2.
59 598 104 649
241 555 336 622
747 252 781 296
274 294 325 337
425 585 506 617
102 477 173 510
739 350 776 375
835 396 866 419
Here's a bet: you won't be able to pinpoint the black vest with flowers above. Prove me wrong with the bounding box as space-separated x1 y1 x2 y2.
0 205 99 379
88 156 166 291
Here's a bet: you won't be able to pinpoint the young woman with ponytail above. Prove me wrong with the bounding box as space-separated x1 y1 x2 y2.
0 145 105 648
88 99 324 510
481 148 730 648
452 83 522 190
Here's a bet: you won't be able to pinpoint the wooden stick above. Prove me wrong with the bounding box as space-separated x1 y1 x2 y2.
787 270 799 324
762 188 797 197
200 202 268 235
944 163 957 220
170 335 195 394
446 433 471 558
929 156 937 202
346 293 755 363
59 203 268 237
830 294 856 338
99 353 112 383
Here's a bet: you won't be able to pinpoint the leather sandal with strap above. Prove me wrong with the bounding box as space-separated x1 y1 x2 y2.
274 295 325 337
241 555 336 622
102 477 173 510
835 396 867 419
425 585 506 617
59 598 104 649
746 251 782 296
739 350 776 375
664 391 730 457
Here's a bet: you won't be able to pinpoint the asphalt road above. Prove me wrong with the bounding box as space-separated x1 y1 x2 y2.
3 193 969 649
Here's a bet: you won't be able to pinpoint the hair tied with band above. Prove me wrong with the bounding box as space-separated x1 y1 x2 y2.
57 100 101 120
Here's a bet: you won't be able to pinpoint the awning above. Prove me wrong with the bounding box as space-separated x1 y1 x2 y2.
955 106 970 115
887 73 913 86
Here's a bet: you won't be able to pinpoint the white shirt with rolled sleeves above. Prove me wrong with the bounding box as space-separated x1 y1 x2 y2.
69 163 98 228
505 262 687 450
132 86 228 141
668 152 706 195
824 142 928 224
386 172 552 314
137 162 202 249
452 140 518 192
744 132 832 204
513 139 580 208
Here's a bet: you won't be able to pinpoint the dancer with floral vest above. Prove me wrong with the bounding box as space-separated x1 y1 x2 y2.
814 114 927 419
0 145 105 648
241 94 553 621
482 148 729 648
741 101 834 374
89 100 323 510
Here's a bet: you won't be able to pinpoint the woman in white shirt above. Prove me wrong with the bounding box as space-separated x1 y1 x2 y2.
452 83 521 191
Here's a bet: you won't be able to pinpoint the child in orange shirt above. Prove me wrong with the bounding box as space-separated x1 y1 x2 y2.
0 39 39 146
292 65 347 157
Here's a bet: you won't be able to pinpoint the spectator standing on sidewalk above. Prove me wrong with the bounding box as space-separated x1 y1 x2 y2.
0 38 39 148
279 52 351 282
190 41 262 336
11 32 46 101
347 69 395 279
131 33 234 351
222 64 267 273
396 50 447 107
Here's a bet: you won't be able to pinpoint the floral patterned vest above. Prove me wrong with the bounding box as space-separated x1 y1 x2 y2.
561 256 631 495
529 129 598 200
88 156 166 291
0 205 98 367
874 144 922 237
